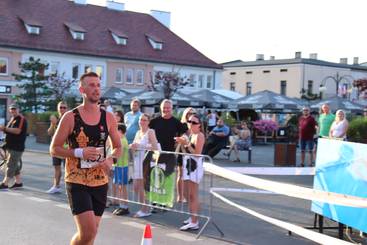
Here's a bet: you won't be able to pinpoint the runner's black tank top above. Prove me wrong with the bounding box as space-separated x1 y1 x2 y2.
68 108 109 167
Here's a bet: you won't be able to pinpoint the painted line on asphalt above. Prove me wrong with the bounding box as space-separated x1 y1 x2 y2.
26 196 50 203
166 232 198 242
55 203 69 209
120 221 150 229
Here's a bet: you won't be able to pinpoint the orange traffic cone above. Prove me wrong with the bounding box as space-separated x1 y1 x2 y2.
141 224 152 245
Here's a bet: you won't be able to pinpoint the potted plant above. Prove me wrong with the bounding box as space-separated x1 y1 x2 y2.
253 119 278 144
347 116 367 144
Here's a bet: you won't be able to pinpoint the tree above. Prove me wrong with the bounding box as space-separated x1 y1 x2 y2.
353 79 367 93
12 57 51 113
149 71 190 99
47 72 77 110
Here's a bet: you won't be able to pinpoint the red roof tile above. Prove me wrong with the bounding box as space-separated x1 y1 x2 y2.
0 0 222 69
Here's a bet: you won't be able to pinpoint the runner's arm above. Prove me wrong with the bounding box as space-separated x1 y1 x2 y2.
50 111 75 158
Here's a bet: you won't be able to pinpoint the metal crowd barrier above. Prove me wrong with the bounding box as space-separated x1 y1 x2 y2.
107 148 218 239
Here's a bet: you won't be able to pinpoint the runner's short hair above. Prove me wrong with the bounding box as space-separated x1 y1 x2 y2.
79 72 99 85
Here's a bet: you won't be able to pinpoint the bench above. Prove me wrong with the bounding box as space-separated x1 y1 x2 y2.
223 145 252 163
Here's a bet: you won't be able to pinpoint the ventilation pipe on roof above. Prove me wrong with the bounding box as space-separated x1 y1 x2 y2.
309 53 318 59
150 10 171 28
340 58 348 64
106 0 124 11
295 51 302 59
73 0 87 5
353 57 359 65
256 54 264 61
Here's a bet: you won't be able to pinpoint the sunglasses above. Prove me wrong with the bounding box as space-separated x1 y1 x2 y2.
187 120 200 125
59 106 67 109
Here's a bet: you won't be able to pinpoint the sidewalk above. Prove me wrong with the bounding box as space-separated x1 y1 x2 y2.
25 136 303 167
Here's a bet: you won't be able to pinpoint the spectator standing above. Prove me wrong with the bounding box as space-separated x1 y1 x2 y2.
318 104 335 137
206 110 218 133
298 107 317 167
0 104 27 189
114 110 124 125
329 110 349 140
124 99 142 144
46 101 68 194
130 113 159 218
203 118 230 158
104 99 114 113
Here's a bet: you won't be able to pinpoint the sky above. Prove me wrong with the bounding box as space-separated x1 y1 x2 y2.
90 0 367 65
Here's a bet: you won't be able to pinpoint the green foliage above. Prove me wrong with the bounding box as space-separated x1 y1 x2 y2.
37 111 57 122
347 117 367 143
222 112 237 127
12 57 52 113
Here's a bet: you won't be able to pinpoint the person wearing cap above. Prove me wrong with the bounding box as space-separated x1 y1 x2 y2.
298 107 317 167
0 104 28 189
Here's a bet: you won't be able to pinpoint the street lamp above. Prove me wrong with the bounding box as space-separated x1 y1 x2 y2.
319 72 354 97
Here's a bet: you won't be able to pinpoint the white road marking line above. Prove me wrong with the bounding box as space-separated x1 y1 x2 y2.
26 197 50 203
120 221 149 229
55 204 69 209
166 232 198 242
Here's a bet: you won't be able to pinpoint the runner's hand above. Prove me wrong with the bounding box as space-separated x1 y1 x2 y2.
95 157 113 174
82 147 100 160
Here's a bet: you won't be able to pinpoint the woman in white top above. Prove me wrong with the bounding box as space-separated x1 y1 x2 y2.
175 114 205 231
130 113 159 217
329 110 349 140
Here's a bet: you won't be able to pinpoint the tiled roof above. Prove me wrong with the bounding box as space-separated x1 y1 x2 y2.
222 58 367 71
0 0 221 69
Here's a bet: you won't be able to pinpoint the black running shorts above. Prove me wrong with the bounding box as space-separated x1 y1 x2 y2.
66 182 108 216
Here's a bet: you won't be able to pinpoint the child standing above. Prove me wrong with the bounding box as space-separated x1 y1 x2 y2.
112 124 130 215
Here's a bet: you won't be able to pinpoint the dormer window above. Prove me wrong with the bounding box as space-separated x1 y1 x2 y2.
19 17 42 35
25 24 40 35
109 29 128 46
146 34 163 50
64 22 86 41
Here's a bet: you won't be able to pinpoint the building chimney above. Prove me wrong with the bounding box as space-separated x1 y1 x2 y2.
295 51 302 59
74 0 87 5
353 57 359 65
269 56 275 60
256 54 264 61
340 58 348 64
106 1 124 11
150 10 171 28
309 53 318 59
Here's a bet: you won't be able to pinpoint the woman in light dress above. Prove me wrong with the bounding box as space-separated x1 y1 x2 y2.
130 113 159 217
329 110 349 140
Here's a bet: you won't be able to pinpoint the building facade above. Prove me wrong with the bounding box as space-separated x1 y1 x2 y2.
0 0 222 121
222 53 367 100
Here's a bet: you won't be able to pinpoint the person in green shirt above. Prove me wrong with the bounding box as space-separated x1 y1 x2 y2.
112 124 130 216
318 104 335 137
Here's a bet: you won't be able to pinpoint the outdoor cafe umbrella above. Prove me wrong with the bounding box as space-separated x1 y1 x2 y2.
310 96 364 114
101 86 130 104
234 90 303 113
188 88 236 109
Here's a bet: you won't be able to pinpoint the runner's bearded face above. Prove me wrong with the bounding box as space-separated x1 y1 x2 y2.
80 76 101 104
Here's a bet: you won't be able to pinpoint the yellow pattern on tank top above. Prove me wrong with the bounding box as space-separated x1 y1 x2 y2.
65 127 108 186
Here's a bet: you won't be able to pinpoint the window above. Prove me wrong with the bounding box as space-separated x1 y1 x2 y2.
230 82 236 91
72 64 80 79
280 80 287 95
65 22 86 41
147 37 163 50
24 24 40 35
307 80 313 94
111 33 127 46
280 69 288 72
263 70 270 73
71 30 84 40
115 68 123 83
50 61 60 75
206 75 212 89
126 69 133 84
246 71 253 74
136 69 144 84
0 58 8 75
96 65 104 80
189 74 196 87
84 65 92 73
198 75 204 88
246 82 252 95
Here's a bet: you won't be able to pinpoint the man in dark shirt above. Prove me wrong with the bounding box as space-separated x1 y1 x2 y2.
203 118 230 158
298 107 317 167
0 104 28 189
149 99 187 175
